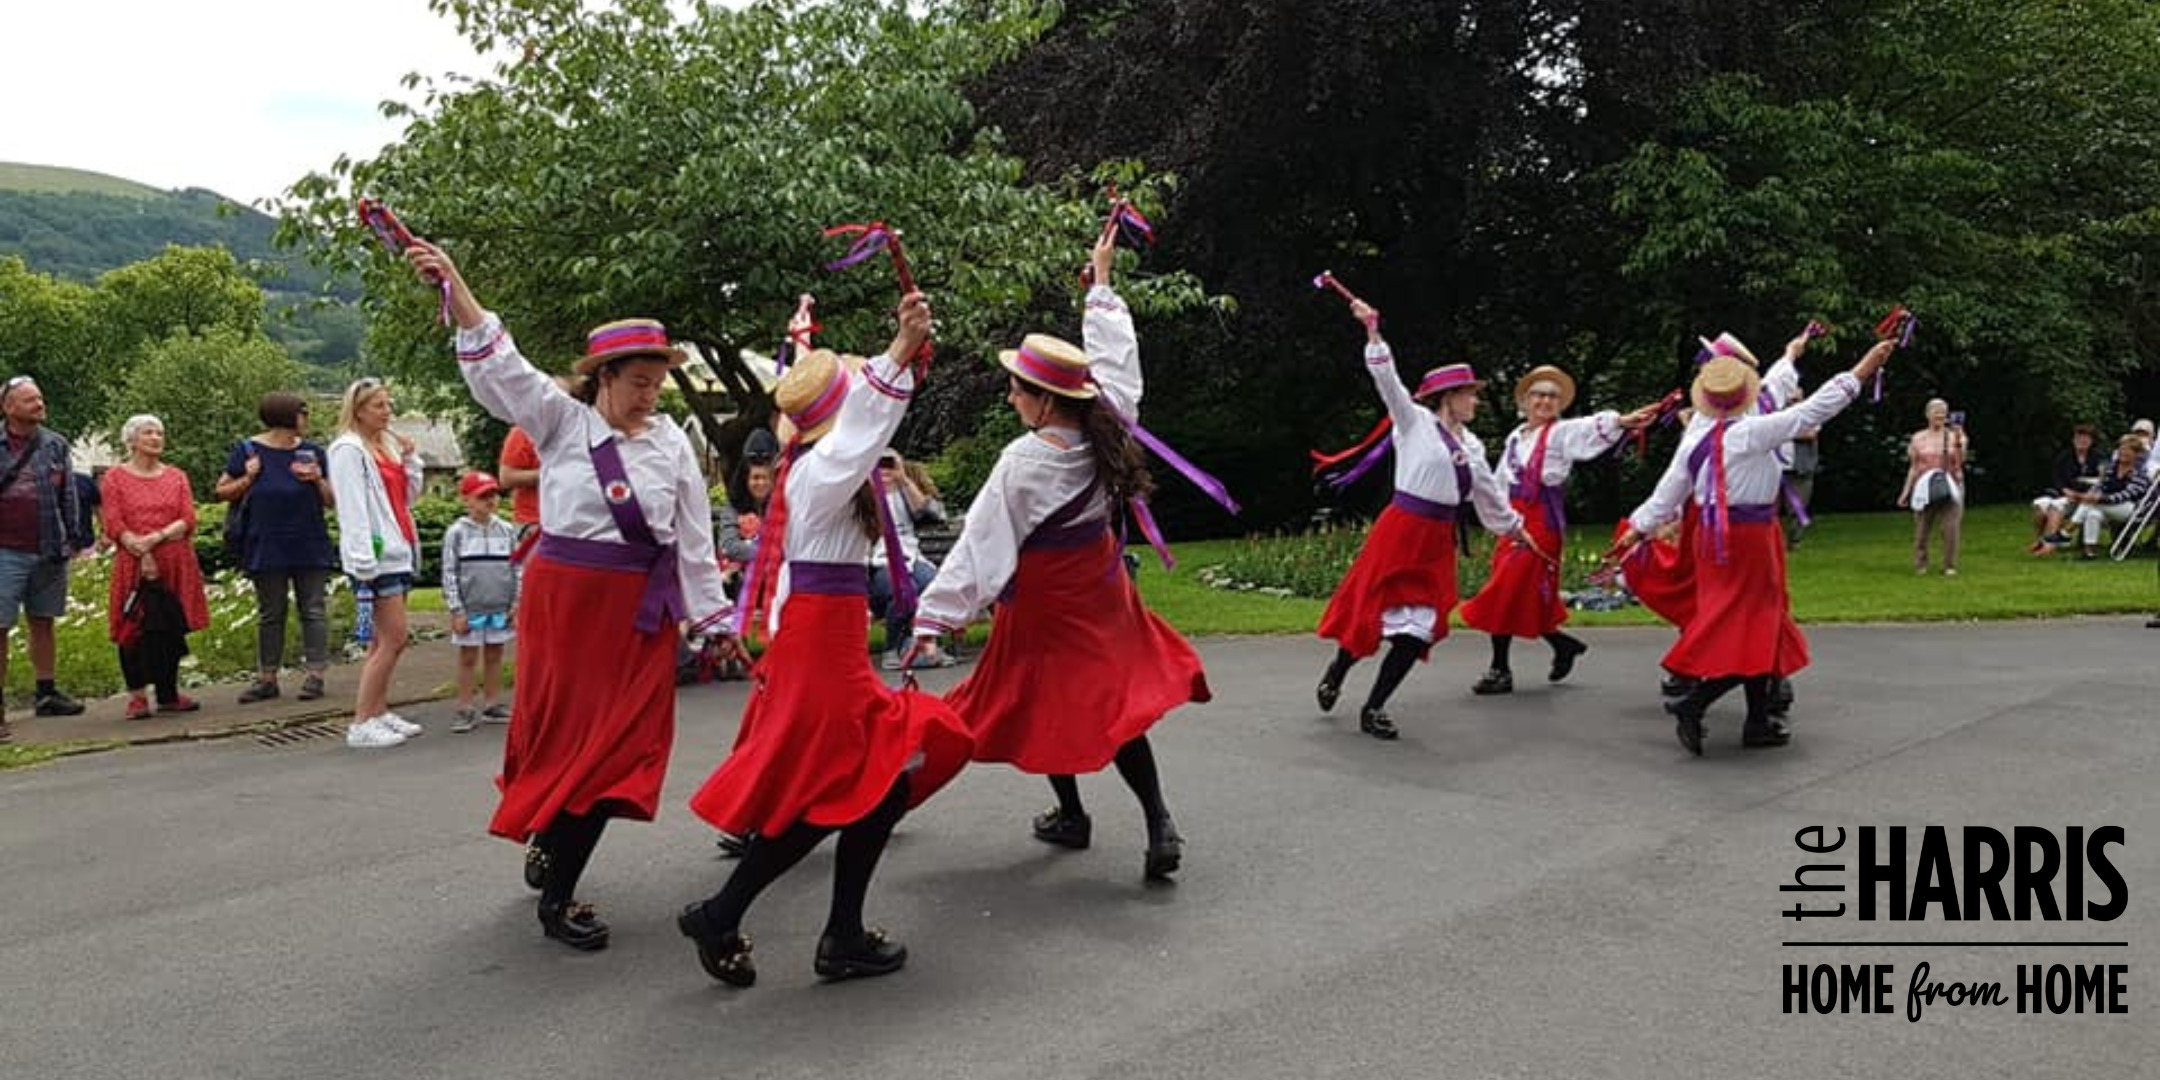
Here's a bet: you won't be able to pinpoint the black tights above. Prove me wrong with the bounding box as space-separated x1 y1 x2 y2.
1487 631 1582 674
1048 736 1172 842
699 773 911 943
1687 675 1774 722
1322 635 1425 714
536 810 611 906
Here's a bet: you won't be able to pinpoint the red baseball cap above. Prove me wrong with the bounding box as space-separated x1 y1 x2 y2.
459 471 501 498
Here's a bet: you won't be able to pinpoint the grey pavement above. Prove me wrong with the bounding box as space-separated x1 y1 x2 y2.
2 620 2156 1079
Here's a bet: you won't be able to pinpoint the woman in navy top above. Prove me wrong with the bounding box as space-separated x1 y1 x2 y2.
216 391 338 703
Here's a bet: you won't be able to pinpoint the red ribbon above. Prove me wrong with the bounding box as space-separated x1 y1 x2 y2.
824 221 933 374
357 197 448 325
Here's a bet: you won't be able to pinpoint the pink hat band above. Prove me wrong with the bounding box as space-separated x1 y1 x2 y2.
1011 345 1093 394
585 320 671 359
787 369 851 433
1414 364 1480 400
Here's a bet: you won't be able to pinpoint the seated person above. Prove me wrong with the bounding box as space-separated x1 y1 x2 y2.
865 449 954 669
2031 424 2106 549
715 428 778 600
2062 434 2153 559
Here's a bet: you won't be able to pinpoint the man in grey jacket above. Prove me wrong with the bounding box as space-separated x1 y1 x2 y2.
1 376 91 726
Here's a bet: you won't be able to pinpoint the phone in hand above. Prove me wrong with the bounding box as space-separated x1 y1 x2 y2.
1949 411 1966 428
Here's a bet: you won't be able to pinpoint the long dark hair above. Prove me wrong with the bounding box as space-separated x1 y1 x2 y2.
1023 384 1154 501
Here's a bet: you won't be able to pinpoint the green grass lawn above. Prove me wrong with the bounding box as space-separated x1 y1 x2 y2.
1136 503 2159 634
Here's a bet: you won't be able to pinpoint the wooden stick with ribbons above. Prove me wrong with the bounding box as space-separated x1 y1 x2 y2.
824 221 933 377
775 293 820 373
1080 185 1158 288
356 197 449 325
1308 271 1400 488
1870 306 1916 403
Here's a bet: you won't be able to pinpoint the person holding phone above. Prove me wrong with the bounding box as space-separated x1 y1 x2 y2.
217 392 337 704
1897 398 1967 576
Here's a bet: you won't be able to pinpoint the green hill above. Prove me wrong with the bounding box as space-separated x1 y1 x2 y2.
1 161 362 371
0 161 165 199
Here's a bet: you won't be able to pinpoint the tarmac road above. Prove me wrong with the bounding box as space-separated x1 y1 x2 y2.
2 620 2155 1079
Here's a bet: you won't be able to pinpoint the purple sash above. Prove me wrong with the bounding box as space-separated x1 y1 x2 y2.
1508 425 1568 535
582 438 684 633
534 533 683 635
867 468 916 619
1725 503 1778 525
789 560 869 596
1389 491 1459 523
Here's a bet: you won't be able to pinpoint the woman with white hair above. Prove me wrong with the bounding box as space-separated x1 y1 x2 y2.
1897 398 1967 575
100 414 209 719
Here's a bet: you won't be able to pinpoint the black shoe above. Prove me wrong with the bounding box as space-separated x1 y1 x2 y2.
238 681 280 704
1664 698 1705 757
2146 615 2160 630
1144 818 1184 882
1660 674 1696 699
1766 677 1795 719
1548 638 1589 683
815 927 908 981
33 691 84 717
537 899 610 951
522 844 549 891
1032 807 1092 849
1743 717 1793 748
1316 675 1341 713
715 831 750 858
678 904 756 986
1472 669 1514 695
1359 706 1398 740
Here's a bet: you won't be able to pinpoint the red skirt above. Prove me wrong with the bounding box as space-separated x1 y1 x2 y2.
1317 504 1458 659
945 530 1210 774
1459 496 1566 639
1661 520 1809 679
489 557 677 840
1622 514 1696 628
690 592 974 837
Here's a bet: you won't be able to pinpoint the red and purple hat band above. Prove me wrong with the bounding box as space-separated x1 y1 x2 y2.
1011 345 1093 394
787 368 851 433
1414 364 1481 400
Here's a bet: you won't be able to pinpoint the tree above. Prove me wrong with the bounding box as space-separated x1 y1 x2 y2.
273 0 1207 468
0 256 103 436
105 328 306 499
95 244 266 348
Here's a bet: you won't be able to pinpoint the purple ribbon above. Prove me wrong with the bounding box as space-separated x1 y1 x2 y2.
1325 436 1394 489
1126 496 1174 569
1780 477 1813 527
824 227 893 271
1122 418 1240 513
868 466 917 620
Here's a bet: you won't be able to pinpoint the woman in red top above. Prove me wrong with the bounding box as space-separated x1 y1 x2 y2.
102 414 209 718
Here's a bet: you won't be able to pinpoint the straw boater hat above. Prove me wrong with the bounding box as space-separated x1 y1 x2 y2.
773 348 860 443
998 334 1097 400
1513 364 1576 411
1412 363 1484 402
1697 332 1761 368
573 318 688 375
1691 355 1762 421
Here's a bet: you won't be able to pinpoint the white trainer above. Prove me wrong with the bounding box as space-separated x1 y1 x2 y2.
378 712 423 737
347 716 408 749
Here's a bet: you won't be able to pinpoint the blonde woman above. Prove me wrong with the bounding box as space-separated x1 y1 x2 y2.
328 378 425 748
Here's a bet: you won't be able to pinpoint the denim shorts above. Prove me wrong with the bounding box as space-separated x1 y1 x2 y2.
0 547 69 627
354 572 415 599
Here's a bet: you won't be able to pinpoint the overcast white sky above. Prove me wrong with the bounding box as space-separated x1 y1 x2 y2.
0 0 502 204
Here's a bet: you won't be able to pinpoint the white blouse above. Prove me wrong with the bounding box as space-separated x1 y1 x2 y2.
912 286 1141 635
1629 373 1861 532
1495 412 1625 491
765 351 916 633
454 314 732 632
1364 341 1521 534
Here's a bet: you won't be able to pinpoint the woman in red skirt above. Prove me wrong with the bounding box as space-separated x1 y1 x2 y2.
1315 300 1531 740
1459 367 1657 694
403 242 741 952
682 314 975 987
910 234 1209 882
1615 338 1895 754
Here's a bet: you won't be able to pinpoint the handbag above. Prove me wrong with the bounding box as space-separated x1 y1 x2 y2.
1922 430 1956 505
115 587 147 651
